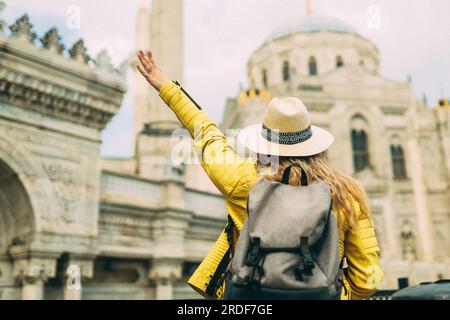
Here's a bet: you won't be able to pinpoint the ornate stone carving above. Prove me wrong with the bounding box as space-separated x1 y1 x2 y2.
400 219 417 261
0 288 21 300
69 39 90 64
0 1 6 34
40 27 65 54
118 59 128 78
148 258 182 283
9 14 37 43
63 255 95 279
0 20 127 129
43 162 79 224
0 132 61 227
95 49 114 73
95 51 129 80
12 256 57 280
0 134 40 176
380 105 408 116
38 233 92 249
0 69 122 130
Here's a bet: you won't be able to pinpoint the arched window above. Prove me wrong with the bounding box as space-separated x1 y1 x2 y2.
351 129 370 172
336 55 344 68
262 69 268 88
282 61 290 81
390 144 407 178
308 56 317 76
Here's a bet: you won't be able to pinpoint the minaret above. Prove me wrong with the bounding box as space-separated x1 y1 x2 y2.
134 0 185 180
134 0 151 139
306 0 313 17
134 0 183 135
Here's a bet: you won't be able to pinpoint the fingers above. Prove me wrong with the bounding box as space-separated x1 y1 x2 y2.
147 50 157 68
138 51 152 73
138 49 157 68
138 50 148 66
137 64 149 79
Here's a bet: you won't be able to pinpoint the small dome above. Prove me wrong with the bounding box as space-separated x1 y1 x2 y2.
269 16 359 41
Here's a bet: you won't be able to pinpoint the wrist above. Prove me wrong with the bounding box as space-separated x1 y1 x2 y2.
158 79 172 93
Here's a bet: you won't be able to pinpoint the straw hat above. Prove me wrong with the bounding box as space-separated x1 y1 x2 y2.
238 97 334 157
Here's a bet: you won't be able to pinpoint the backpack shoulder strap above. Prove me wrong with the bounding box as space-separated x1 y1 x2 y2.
281 164 308 186
205 215 235 298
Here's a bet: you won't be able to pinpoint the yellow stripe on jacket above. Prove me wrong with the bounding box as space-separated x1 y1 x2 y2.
159 81 383 300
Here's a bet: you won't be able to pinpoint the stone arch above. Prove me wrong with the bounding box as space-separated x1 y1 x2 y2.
344 108 387 177
350 114 371 173
282 60 290 81
0 159 34 254
350 113 370 131
0 136 50 240
308 56 318 76
336 55 344 68
389 134 407 178
390 134 404 147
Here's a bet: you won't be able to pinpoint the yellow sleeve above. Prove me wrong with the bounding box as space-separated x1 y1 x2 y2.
159 81 258 226
344 201 384 300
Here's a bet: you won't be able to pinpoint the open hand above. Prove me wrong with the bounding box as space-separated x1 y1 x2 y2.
137 50 170 92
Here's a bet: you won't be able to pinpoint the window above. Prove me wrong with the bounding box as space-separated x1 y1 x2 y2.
308 56 317 76
391 144 407 178
336 55 344 68
282 61 290 81
262 69 268 88
351 129 370 172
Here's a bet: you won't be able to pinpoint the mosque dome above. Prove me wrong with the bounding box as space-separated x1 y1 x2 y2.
247 15 380 88
269 16 360 41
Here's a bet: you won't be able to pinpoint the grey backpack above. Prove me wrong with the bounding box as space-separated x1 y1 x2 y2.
223 165 342 300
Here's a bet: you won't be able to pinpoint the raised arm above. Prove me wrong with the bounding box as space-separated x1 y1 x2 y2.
137 51 258 218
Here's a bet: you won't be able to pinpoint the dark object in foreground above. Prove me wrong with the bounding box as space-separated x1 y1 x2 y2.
391 280 450 300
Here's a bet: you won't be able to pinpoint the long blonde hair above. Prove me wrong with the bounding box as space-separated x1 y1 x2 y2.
259 152 369 232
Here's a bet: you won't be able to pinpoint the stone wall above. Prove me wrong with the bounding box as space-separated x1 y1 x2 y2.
0 8 127 300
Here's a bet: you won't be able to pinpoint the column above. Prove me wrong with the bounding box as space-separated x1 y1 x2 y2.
149 258 183 300
134 0 151 139
11 254 57 301
382 192 401 259
406 101 435 261
148 162 191 299
21 275 45 300
148 0 184 129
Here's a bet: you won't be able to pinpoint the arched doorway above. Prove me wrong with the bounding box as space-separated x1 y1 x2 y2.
0 159 34 254
0 159 34 299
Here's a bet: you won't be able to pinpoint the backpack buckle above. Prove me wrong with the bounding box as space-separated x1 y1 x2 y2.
246 237 261 266
295 236 315 281
303 254 315 276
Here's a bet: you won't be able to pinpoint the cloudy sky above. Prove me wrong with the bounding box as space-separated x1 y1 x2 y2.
2 0 449 157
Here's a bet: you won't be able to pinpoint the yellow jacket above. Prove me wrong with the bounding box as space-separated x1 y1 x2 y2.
159 81 383 300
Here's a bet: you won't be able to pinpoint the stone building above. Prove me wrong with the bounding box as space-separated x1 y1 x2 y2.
222 15 450 288
0 0 448 300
